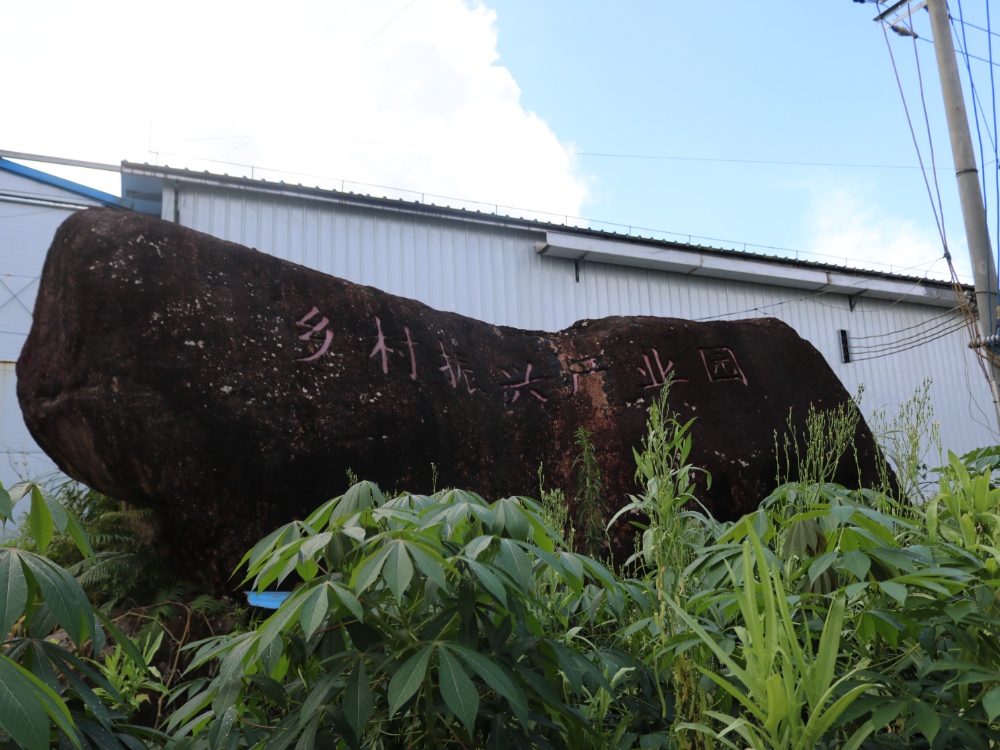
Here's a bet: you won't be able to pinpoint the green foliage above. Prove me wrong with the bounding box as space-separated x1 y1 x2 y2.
574 427 608 560
167 482 643 748
537 463 571 548
671 530 875 750
606 386 720 740
93 630 170 715
870 379 942 501
776 393 862 487
612 386 711 600
13 388 1000 749
0 480 168 748
7 480 180 610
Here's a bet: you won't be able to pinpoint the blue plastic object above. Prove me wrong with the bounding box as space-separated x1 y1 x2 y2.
245 591 292 609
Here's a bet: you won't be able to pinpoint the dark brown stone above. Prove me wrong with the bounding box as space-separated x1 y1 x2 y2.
18 209 886 590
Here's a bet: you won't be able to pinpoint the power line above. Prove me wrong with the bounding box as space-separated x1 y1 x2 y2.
852 320 967 360
357 0 421 51
849 305 961 339
881 17 950 253
566 151 944 171
953 17 1000 40
851 317 966 353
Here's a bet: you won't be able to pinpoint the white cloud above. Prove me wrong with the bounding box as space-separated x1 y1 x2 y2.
2 0 590 220
803 186 970 282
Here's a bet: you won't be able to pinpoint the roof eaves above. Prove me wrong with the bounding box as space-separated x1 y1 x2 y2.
120 161 964 292
0 158 125 208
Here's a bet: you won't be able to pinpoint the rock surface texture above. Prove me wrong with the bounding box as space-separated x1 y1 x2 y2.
19 210 886 589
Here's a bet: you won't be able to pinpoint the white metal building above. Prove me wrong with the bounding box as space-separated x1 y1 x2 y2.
119 162 997 459
2 156 995 492
0 159 125 492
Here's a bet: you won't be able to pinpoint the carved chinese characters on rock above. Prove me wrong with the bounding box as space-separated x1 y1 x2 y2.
701 347 747 385
438 341 477 394
500 363 549 406
291 308 750 400
637 348 689 389
369 317 418 380
295 307 334 362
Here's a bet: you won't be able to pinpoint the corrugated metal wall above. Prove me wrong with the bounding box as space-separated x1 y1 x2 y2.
0 169 102 490
177 184 998 458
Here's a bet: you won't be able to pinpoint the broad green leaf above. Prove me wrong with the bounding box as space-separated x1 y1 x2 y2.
466 559 508 606
558 552 585 593
845 582 869 600
210 706 238 748
983 685 1000 722
40 641 122 723
297 671 340 729
242 524 299 578
808 551 837 584
252 604 303 668
911 702 941 744
294 713 321 750
496 540 534 593
0 484 11 522
61 511 94 559
871 699 907 730
408 543 450 592
439 646 478 733
840 550 871 581
878 580 907 606
248 674 289 710
352 545 393 594
331 481 384 523
382 541 414 600
298 585 331 638
28 488 54 555
344 658 373 738
0 551 27 639
944 600 975 624
93 609 140 668
492 497 530 541
449 644 528 724
0 654 79 750
298 531 334 558
828 505 855 525
388 646 433 717
327 581 365 621
20 552 94 648
0 659 47 748
40 492 68 533
463 535 494 561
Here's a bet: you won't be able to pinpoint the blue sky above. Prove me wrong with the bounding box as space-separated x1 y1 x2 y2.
488 0 997 282
5 1 999 284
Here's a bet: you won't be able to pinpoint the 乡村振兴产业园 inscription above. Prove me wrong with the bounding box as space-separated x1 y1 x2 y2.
17 209 889 592
292 307 752 403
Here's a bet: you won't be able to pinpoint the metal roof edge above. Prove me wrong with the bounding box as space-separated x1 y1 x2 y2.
121 161 965 296
0 158 125 208
538 230 963 299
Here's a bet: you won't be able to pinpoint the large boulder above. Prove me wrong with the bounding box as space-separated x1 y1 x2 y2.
18 209 885 589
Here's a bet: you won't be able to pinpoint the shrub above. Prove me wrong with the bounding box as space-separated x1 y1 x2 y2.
0 480 167 748
166 484 645 748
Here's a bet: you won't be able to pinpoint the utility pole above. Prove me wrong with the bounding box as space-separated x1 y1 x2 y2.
925 0 1000 431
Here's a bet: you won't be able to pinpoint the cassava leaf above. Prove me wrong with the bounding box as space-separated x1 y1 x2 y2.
438 646 478 733
0 551 27 640
388 646 433 718
344 658 373 738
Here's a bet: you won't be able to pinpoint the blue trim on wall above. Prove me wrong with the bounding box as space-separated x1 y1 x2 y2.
0 158 124 207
